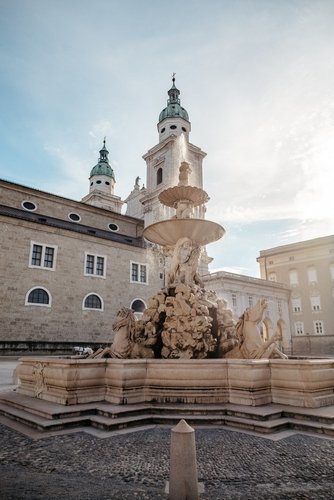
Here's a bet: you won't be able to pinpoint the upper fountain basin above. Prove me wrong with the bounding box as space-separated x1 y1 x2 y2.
159 185 209 208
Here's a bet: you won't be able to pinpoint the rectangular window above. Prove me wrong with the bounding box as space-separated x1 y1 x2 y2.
292 298 302 313
86 255 94 274
140 265 147 283
44 247 54 268
130 261 148 284
96 256 104 276
295 322 304 335
307 267 317 283
289 270 299 286
248 296 253 307
29 242 57 270
132 262 138 281
232 293 237 308
84 253 106 278
310 296 321 311
314 321 324 335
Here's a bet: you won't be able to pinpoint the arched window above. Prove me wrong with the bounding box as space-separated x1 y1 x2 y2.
131 299 146 313
131 298 146 320
25 287 51 307
157 167 163 185
83 293 103 310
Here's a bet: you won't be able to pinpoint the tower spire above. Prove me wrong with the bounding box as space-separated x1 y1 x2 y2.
168 73 180 105
99 137 109 163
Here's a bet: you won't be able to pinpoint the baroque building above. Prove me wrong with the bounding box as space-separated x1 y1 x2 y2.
257 236 334 356
0 144 164 353
0 78 294 355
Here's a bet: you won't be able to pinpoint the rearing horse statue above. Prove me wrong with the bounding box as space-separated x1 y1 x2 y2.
225 299 288 359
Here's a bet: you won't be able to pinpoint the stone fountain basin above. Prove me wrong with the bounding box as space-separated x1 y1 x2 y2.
158 185 209 207
15 357 334 408
143 218 225 246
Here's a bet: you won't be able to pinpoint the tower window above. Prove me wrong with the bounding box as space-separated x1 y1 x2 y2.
90 182 94 186
96 180 102 184
182 127 186 132
105 181 110 185
170 125 177 130
157 167 163 185
161 127 165 133
108 223 119 232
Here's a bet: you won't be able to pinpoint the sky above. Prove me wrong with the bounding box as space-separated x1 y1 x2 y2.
0 0 333 278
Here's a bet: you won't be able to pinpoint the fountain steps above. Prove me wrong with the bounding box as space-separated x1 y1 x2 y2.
1 392 334 439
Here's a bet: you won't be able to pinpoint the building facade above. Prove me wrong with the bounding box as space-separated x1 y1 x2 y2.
257 236 334 356
0 149 164 353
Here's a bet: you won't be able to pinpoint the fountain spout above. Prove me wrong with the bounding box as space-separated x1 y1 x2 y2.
178 161 191 187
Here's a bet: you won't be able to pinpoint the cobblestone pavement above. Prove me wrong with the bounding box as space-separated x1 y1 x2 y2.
1 424 334 499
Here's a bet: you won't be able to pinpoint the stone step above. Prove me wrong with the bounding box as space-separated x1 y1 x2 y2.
1 393 334 438
289 418 334 436
149 413 290 434
282 407 334 425
0 393 97 420
0 402 90 431
90 413 154 431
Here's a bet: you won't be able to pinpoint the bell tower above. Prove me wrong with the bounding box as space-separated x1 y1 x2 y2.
139 76 207 227
82 139 124 213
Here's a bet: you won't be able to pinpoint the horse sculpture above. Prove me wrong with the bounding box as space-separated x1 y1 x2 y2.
89 307 154 359
224 299 288 359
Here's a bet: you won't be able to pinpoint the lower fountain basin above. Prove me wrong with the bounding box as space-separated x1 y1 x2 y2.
15 357 334 408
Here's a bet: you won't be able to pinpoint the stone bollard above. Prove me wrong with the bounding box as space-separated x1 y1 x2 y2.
169 419 200 500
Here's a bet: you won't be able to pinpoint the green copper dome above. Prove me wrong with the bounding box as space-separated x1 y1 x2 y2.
159 77 189 123
90 140 115 179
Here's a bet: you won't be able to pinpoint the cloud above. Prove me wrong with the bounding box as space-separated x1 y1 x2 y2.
42 144 88 199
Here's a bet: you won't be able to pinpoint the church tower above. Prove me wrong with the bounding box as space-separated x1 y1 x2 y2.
82 139 124 213
127 76 207 226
